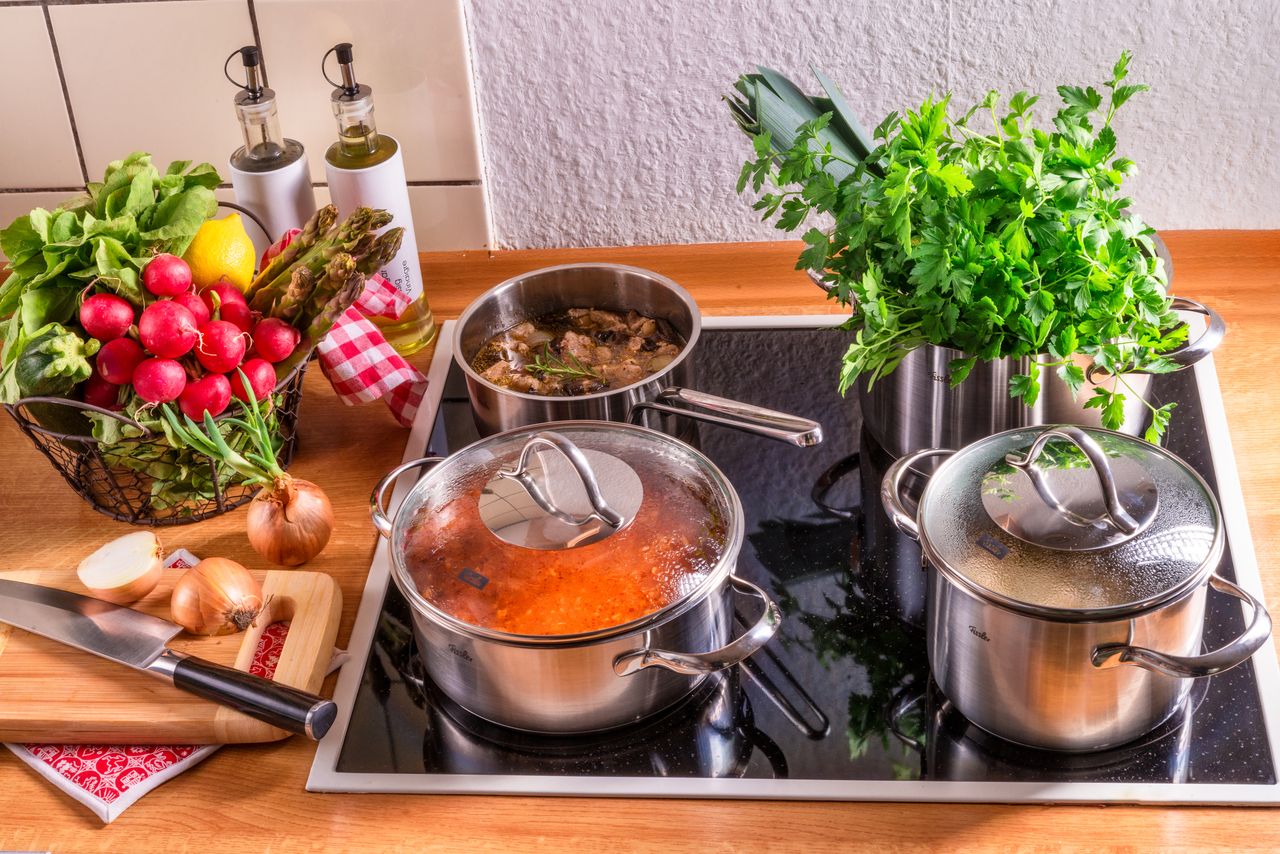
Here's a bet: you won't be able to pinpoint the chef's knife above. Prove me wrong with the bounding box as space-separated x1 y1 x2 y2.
0 578 336 740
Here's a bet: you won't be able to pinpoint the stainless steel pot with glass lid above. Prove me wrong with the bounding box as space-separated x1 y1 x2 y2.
371 420 801 733
881 425 1272 751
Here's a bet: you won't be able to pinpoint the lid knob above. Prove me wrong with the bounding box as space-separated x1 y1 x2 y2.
478 431 643 551
981 425 1159 551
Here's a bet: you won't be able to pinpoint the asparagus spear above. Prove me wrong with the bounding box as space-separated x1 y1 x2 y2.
249 207 392 313
274 266 317 323
247 205 338 297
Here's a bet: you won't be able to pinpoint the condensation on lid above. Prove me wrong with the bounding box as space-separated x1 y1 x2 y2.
918 428 1221 613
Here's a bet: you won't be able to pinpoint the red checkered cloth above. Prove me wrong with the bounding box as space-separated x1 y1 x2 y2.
262 229 428 427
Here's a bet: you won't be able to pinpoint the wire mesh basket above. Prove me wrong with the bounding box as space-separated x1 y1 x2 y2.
3 361 308 527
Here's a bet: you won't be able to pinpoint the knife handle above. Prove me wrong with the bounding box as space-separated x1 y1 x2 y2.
149 650 337 740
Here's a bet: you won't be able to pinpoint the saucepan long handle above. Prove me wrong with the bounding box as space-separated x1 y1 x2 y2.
628 387 823 447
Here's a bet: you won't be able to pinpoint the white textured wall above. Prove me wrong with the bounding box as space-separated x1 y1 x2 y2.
465 0 1280 248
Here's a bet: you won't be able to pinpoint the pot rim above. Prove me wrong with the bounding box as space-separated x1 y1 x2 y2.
384 419 746 647
451 262 703 403
916 427 1227 623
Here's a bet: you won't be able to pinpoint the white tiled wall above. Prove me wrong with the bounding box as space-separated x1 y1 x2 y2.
0 0 490 254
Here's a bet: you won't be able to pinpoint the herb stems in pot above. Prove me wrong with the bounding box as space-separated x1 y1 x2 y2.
162 372 334 566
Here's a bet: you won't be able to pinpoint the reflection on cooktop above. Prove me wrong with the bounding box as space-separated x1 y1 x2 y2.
335 328 1276 788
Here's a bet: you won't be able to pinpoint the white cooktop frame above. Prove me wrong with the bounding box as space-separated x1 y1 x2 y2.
308 315 1280 805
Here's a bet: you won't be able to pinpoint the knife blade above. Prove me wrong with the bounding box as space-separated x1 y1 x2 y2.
0 578 336 740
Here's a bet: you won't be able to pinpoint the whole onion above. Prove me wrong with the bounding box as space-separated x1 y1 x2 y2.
247 475 335 566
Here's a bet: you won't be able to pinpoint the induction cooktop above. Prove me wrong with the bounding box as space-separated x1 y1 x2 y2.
308 315 1280 804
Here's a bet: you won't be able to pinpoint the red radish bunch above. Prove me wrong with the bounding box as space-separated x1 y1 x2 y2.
74 255 293 421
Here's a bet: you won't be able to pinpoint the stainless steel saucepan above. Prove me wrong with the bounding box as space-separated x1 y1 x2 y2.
881 424 1271 752
454 263 820 445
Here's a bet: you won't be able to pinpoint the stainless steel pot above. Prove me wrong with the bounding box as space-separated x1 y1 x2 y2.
370 416 817 733
881 425 1272 751
855 298 1223 457
454 263 823 442
808 237 1225 456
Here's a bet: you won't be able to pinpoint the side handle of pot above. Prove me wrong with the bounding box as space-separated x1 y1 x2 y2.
613 575 782 677
370 457 445 537
1163 297 1226 370
1092 574 1273 678
1091 298 1224 381
628 388 823 447
880 449 954 542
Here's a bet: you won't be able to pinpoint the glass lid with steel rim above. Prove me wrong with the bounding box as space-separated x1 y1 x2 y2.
390 423 738 638
916 425 1223 616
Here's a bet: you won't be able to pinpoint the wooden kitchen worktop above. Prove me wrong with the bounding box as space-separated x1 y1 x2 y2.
2 233 1279 852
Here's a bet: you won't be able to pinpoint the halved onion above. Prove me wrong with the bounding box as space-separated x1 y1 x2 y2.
77 531 164 605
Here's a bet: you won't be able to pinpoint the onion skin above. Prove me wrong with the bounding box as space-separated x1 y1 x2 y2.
171 558 264 636
247 476 335 566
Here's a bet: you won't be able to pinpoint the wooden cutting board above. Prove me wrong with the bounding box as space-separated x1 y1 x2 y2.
0 566 341 744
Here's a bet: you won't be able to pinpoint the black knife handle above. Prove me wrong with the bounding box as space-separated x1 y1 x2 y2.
154 650 337 740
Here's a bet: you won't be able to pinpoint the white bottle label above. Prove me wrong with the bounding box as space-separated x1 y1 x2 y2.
228 153 318 258
325 140 423 302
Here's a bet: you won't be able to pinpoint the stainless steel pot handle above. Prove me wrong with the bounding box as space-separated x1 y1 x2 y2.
880 449 954 542
1087 297 1225 382
612 575 782 677
370 457 445 538
496 430 626 529
628 387 823 447
1162 297 1226 369
1005 425 1141 536
1092 574 1273 678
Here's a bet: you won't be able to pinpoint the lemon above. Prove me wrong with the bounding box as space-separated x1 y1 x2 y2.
183 213 256 292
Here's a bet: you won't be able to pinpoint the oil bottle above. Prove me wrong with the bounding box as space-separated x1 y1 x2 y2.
225 46 316 256
322 42 436 355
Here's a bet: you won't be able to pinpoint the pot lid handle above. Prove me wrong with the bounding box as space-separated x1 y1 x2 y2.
479 430 643 551
981 425 1159 551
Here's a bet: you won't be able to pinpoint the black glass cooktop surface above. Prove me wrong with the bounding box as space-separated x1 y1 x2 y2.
333 326 1277 790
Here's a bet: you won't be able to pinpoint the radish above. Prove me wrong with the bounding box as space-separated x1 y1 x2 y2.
195 320 247 373
79 293 134 342
230 358 277 402
82 372 123 410
97 338 146 385
142 254 193 297
139 300 198 358
132 358 187 403
252 318 301 364
200 282 253 332
173 291 211 326
179 373 232 419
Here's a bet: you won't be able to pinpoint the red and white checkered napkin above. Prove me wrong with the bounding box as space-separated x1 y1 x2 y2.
263 229 429 427
4 550 346 824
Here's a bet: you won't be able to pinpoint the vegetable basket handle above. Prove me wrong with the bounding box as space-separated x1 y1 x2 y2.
218 200 271 245
5 396 148 443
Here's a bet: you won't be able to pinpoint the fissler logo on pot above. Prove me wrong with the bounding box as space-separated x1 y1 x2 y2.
929 371 948 383
969 626 990 642
976 533 1009 559
447 644 474 663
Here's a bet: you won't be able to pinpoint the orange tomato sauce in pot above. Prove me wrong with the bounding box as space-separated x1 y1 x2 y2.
402 459 728 636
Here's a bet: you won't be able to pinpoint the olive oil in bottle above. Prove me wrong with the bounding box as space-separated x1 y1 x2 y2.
226 46 316 256
322 43 436 355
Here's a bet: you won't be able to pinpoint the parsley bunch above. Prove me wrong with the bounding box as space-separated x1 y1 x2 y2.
733 53 1185 441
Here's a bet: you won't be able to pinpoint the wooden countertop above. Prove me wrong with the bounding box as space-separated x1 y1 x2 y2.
2 232 1278 852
